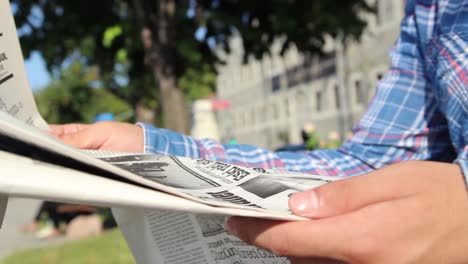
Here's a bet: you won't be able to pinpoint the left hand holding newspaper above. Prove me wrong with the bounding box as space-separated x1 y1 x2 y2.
50 122 145 153
0 1 335 263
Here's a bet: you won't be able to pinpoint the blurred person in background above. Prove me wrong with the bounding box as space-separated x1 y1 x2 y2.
22 202 97 239
50 0 468 263
275 123 319 152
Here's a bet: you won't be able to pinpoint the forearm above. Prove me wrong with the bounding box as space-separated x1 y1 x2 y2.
139 123 375 177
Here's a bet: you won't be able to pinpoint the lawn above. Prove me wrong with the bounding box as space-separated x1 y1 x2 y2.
1 229 135 264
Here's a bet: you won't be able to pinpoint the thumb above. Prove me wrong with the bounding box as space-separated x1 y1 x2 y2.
288 165 417 218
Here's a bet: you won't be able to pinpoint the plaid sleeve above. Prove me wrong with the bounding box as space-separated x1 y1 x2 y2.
137 1 459 178
339 1 456 169
138 123 374 177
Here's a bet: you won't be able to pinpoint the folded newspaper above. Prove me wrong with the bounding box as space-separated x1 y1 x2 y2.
0 1 337 263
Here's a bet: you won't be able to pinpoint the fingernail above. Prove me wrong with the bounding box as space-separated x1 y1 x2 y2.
289 190 319 217
225 218 238 236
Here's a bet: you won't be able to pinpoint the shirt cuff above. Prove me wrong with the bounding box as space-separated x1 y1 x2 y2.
456 158 468 191
135 123 201 158
136 122 150 154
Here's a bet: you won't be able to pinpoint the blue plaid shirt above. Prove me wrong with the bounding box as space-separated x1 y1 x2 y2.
140 0 467 185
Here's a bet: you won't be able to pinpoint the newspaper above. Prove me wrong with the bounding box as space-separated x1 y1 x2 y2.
0 0 49 227
92 151 331 264
0 1 48 129
0 1 337 263
114 209 292 264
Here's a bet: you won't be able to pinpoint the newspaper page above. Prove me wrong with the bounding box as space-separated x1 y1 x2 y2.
0 0 49 227
114 208 291 264
89 151 334 217
91 151 334 264
0 0 48 129
0 146 326 220
0 150 289 218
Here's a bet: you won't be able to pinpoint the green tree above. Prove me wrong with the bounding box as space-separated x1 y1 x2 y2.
13 0 373 132
35 62 132 124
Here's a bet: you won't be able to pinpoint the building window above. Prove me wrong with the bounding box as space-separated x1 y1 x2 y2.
334 85 341 109
271 75 281 92
316 91 323 112
355 80 365 105
286 65 302 88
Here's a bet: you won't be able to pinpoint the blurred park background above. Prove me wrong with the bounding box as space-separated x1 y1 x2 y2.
1 0 404 263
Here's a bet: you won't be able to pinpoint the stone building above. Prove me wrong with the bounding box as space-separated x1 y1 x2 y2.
215 1 405 149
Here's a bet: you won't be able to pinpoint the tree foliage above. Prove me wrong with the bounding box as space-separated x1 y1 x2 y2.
13 0 373 131
35 62 132 124
199 0 374 61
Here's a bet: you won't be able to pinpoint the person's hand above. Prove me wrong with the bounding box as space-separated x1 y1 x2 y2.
50 121 144 152
226 161 468 264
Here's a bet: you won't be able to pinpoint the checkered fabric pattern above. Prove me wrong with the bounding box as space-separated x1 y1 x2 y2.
139 0 467 185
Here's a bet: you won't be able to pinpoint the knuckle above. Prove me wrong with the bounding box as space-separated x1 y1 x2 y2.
315 186 334 209
316 182 351 212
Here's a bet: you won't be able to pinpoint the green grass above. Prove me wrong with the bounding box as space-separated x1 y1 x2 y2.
1 229 135 264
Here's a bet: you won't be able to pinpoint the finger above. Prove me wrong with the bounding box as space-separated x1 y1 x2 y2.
228 195 421 263
226 216 352 261
58 126 106 150
49 124 90 136
289 163 421 218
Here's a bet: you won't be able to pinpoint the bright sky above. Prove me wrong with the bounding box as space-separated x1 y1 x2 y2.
24 51 50 91
13 2 50 91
